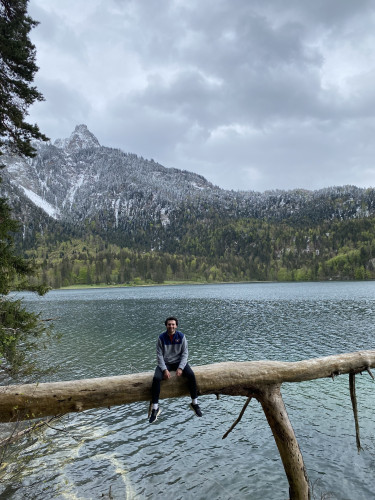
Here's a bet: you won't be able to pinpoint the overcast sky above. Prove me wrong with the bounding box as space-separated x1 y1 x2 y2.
27 0 375 193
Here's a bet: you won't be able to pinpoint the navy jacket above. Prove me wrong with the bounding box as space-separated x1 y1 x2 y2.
156 330 188 371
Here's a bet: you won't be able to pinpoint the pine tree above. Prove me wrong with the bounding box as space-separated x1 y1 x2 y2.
0 0 47 161
0 0 51 376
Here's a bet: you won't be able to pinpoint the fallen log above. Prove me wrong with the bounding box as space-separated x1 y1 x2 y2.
1 349 374 500
1 350 373 422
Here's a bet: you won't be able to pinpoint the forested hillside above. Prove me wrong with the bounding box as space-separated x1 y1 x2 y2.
23 215 375 288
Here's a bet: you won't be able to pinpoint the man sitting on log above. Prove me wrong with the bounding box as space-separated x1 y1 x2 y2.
149 316 202 423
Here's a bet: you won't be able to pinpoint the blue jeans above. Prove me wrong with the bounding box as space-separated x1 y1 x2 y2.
151 362 198 404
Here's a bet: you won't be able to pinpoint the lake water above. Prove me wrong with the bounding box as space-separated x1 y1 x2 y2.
1 281 375 499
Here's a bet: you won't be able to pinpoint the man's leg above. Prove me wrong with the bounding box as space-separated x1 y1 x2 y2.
182 363 198 399
151 366 163 404
183 363 202 417
149 366 163 423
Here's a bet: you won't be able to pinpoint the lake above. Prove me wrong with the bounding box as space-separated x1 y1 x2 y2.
1 281 375 499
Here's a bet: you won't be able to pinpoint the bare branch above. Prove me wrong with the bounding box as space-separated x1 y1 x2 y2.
0 413 66 448
222 396 252 439
349 373 361 453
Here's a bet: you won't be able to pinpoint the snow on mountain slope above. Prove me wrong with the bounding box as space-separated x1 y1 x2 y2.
2 124 375 238
19 186 60 219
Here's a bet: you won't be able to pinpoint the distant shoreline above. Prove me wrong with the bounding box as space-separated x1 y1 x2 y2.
57 279 265 290
56 278 369 291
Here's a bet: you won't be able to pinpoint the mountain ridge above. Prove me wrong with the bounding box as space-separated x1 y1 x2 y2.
1 124 375 252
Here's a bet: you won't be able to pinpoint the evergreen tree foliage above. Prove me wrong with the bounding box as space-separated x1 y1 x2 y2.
24 214 375 290
0 0 51 376
0 0 47 161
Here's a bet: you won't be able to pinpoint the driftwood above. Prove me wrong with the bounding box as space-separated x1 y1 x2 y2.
1 350 374 500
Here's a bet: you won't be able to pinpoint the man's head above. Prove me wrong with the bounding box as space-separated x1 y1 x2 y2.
165 316 178 327
165 316 178 335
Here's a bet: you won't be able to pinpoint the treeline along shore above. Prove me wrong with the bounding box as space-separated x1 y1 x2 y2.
22 214 375 289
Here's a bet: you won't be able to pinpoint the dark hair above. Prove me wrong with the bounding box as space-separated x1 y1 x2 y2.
165 316 178 326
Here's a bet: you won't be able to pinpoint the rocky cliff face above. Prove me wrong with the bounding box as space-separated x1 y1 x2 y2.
2 124 375 249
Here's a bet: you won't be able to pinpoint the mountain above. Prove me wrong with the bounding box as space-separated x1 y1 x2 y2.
2 124 375 286
2 124 375 252
1 125 221 245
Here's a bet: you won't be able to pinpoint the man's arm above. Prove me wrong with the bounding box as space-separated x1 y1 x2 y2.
156 337 167 372
178 335 188 371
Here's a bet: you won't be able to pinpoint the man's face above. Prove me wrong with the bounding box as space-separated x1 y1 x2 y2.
166 320 177 335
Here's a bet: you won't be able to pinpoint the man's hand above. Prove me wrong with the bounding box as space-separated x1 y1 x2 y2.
163 369 171 380
176 368 183 377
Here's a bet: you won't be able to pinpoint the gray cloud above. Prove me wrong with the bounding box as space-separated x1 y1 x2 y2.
28 0 375 192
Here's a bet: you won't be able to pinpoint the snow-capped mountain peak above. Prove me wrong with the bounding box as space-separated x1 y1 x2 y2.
54 124 100 152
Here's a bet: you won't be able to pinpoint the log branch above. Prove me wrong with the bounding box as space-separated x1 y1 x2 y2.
222 396 252 439
257 384 310 500
0 413 66 448
349 373 361 452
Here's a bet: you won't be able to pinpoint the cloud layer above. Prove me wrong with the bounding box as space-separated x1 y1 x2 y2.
28 0 375 192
